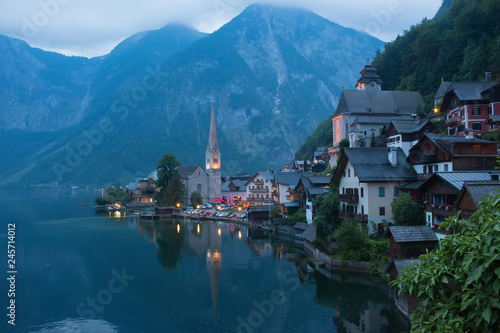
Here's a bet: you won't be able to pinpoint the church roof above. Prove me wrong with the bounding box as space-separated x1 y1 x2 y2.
207 100 219 150
178 164 206 178
333 90 425 118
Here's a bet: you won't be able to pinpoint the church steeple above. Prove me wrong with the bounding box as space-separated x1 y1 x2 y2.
206 99 220 170
355 60 383 91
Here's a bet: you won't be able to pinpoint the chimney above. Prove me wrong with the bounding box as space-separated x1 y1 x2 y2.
485 72 491 83
388 147 398 167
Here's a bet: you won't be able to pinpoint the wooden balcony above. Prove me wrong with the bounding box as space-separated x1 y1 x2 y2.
445 116 461 126
339 212 368 222
339 194 359 203
249 188 269 193
425 203 457 217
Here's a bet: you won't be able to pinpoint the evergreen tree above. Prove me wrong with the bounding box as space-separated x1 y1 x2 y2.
154 153 185 206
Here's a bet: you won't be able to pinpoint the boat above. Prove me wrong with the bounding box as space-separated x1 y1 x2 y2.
81 204 89 207
106 204 126 212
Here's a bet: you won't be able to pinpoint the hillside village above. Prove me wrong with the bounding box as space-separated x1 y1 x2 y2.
110 62 500 319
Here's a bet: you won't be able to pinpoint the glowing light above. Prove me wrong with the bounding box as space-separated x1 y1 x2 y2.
197 224 200 234
238 207 242 212
238 231 242 239
197 205 200 209
114 211 121 218
176 203 180 208
218 228 221 236
177 224 180 234
434 108 439 113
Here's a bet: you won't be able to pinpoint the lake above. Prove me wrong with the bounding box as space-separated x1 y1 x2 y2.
0 190 410 332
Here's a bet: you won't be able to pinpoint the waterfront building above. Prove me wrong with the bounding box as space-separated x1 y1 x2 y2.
179 164 209 204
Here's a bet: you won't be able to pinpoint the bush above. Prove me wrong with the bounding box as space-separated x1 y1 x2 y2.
335 219 369 261
289 210 306 225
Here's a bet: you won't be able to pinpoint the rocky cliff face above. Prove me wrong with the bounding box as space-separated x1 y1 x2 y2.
0 5 384 187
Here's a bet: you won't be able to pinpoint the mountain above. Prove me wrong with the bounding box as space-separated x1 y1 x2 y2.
0 4 384 187
372 0 500 108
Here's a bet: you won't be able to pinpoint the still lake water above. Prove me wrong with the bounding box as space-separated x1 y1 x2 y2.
0 190 410 333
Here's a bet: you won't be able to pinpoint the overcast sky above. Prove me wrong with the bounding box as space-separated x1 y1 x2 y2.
0 0 442 58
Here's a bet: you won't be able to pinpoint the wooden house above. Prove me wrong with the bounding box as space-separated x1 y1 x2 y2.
387 259 420 318
387 226 438 259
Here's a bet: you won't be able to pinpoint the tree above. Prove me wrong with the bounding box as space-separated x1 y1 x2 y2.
289 210 306 225
334 219 369 261
313 186 340 228
391 192 425 226
392 192 500 332
270 207 281 218
190 190 203 208
370 131 377 147
154 153 185 206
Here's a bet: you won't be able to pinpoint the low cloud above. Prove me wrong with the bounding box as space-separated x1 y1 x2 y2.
0 0 442 57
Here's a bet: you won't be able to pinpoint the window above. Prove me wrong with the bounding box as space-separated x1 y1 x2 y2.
213 158 219 164
394 187 399 197
423 166 427 174
434 165 439 172
472 107 480 115
348 168 351 177
444 164 449 172
197 184 202 192
458 124 465 133
472 122 482 131
379 207 385 216
460 109 464 117
361 188 364 198
379 187 385 197
488 106 492 114
449 128 456 135
473 145 480 154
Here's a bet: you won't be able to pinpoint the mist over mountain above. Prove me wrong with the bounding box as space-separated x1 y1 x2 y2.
0 4 384 187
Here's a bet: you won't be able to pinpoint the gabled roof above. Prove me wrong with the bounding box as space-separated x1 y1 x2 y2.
244 171 274 186
434 81 452 100
221 180 247 192
389 226 438 243
440 81 499 101
411 133 497 158
485 115 500 123
458 181 500 206
333 90 424 118
393 259 420 274
390 119 432 134
178 164 206 178
333 147 417 184
274 172 302 187
418 171 498 191
302 224 316 243
293 222 309 230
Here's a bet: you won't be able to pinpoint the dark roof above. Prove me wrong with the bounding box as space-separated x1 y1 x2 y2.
248 205 278 213
334 90 424 118
178 164 205 178
390 119 431 134
399 181 424 190
434 81 452 99
420 133 496 157
293 222 309 230
244 171 274 186
393 259 420 274
418 171 498 191
275 172 302 187
339 148 417 182
307 175 332 186
389 226 438 243
283 201 300 208
221 180 247 192
461 181 500 205
440 81 499 101
302 224 316 243
486 115 500 123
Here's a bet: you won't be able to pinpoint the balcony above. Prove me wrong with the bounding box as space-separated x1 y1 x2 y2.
339 194 359 204
249 188 269 193
339 212 368 222
425 202 457 217
445 116 461 126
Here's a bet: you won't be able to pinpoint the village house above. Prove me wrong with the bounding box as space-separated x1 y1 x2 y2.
414 171 498 234
385 119 437 156
387 226 439 259
485 114 500 134
329 62 424 166
333 147 418 233
244 171 274 203
313 147 330 164
406 133 498 180
128 177 156 204
435 73 500 136
387 259 420 319
456 180 500 219
294 174 331 224
221 179 247 205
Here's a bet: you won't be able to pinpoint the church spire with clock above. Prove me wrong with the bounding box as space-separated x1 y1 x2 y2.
206 99 221 202
355 58 383 91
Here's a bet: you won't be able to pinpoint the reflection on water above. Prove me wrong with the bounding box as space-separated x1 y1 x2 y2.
0 191 410 333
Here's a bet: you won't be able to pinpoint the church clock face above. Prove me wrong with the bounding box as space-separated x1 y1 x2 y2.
370 81 376 87
213 148 218 154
